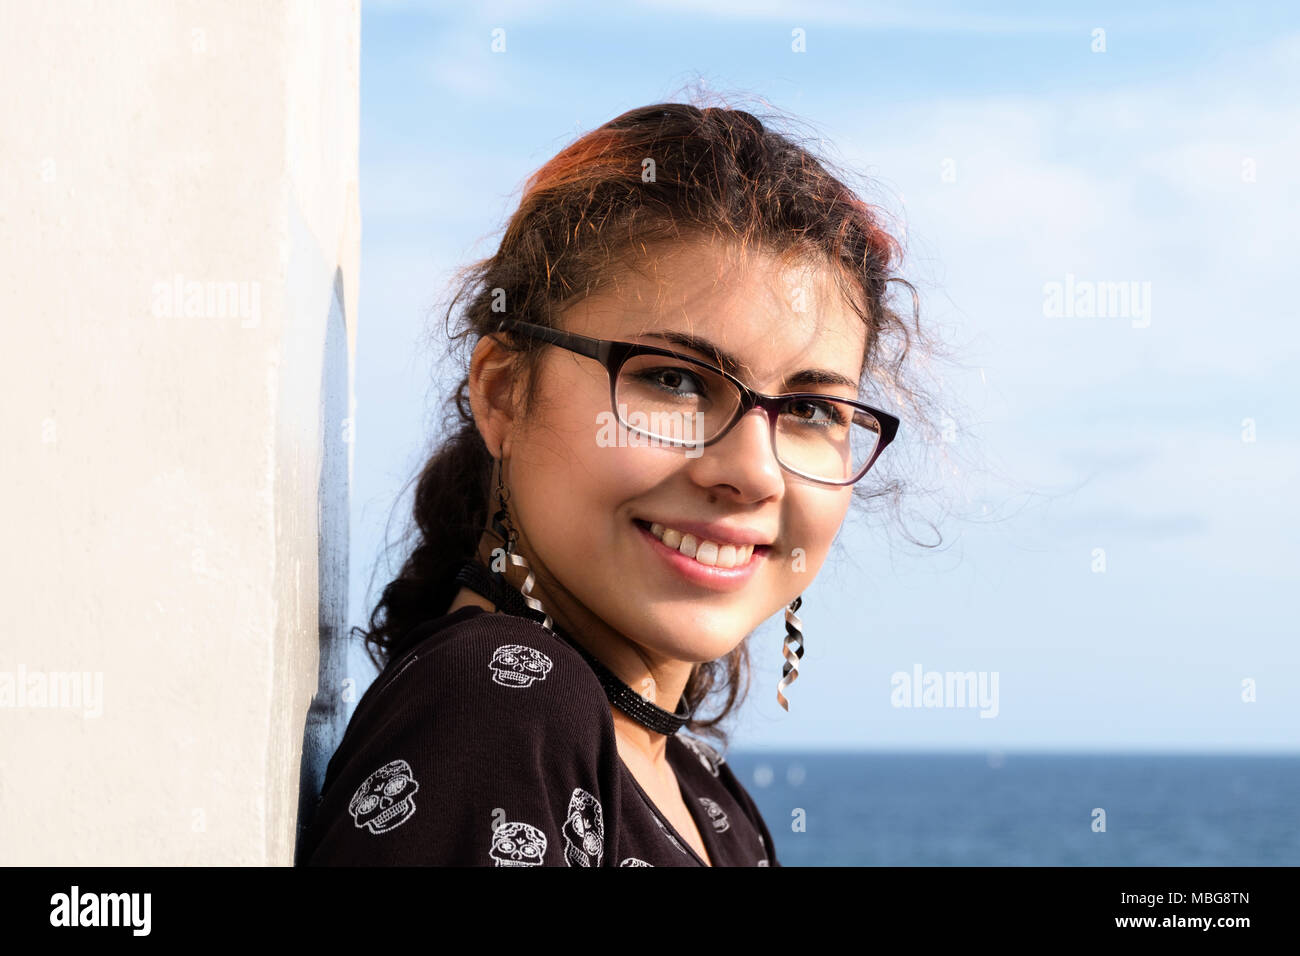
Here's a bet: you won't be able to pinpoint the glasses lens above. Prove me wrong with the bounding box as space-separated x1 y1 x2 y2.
774 398 881 483
614 354 882 483
615 354 738 446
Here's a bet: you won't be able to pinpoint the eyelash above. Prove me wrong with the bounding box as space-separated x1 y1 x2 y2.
635 367 850 426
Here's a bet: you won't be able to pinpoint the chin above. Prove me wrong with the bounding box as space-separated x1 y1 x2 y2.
639 624 745 665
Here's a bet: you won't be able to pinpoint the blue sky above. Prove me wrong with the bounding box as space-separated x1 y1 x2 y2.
347 0 1300 753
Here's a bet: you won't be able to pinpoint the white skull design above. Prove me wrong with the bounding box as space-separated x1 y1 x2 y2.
677 733 723 776
698 796 729 833
620 857 653 866
348 759 420 835
562 787 604 866
488 644 553 688
489 820 548 866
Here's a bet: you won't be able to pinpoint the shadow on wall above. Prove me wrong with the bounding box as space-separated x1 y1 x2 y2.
294 267 351 862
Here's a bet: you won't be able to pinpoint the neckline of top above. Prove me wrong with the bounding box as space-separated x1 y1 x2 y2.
617 735 715 867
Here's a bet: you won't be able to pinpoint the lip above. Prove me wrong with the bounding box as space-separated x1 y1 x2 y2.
634 516 775 548
633 518 767 592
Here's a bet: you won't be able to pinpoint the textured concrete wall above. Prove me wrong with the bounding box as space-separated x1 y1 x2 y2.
0 1 359 864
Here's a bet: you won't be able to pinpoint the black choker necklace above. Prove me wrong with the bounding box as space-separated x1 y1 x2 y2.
453 559 693 736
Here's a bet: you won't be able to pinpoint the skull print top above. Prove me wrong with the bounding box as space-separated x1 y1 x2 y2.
299 604 781 867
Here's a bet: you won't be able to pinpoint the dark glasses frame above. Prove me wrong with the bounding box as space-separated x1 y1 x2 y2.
493 317 900 486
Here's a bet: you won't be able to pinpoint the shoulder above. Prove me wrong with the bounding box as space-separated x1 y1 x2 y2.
302 608 624 866
366 606 611 731
330 608 615 784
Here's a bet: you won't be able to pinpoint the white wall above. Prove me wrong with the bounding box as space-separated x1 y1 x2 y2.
0 0 360 864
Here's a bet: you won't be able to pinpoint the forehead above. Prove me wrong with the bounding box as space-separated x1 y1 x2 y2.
558 238 868 390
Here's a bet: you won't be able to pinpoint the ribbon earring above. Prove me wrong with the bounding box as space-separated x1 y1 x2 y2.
490 457 553 630
777 595 804 712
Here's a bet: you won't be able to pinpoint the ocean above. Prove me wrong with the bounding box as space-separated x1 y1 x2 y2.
723 751 1300 866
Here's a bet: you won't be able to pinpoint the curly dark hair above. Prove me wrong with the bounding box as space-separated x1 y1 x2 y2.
355 95 949 748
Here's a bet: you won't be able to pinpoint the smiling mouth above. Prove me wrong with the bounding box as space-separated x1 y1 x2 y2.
633 518 771 570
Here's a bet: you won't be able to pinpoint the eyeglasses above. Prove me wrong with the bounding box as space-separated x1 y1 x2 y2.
493 318 900 486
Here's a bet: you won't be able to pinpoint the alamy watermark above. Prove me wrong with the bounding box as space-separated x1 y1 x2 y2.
49 886 150 936
596 405 705 458
1043 273 1151 328
0 666 103 718
151 273 261 328
891 664 999 718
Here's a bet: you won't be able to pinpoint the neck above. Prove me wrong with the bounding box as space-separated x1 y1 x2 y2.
611 707 670 764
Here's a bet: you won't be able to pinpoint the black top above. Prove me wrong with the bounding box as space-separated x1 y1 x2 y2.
300 605 781 866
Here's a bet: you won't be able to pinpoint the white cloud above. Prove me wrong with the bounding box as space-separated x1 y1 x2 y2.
823 34 1299 388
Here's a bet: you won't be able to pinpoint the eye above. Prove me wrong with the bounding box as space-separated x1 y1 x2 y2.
783 397 848 426
633 365 709 398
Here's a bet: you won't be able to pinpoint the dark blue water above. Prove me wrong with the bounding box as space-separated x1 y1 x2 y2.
724 752 1300 866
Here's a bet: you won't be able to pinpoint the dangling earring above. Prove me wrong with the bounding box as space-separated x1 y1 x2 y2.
490 457 554 630
776 595 804 712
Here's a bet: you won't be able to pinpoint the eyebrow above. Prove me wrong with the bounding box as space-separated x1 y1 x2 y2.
639 329 859 390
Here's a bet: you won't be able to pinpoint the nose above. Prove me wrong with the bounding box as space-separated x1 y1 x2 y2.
688 406 785 502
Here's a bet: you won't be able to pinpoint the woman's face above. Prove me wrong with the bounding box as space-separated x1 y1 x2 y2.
495 239 868 665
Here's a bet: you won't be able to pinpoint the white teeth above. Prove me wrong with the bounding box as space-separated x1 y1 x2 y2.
678 533 698 558
645 520 761 568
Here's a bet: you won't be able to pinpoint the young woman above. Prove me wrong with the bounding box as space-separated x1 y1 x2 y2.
300 102 930 867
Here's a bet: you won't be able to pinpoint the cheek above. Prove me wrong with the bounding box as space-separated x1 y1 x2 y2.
512 384 671 551
784 491 853 569
527 377 688 512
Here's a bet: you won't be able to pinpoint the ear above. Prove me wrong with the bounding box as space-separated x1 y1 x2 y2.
468 333 520 459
